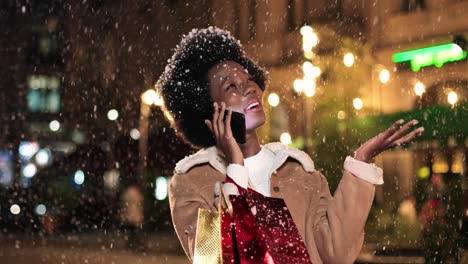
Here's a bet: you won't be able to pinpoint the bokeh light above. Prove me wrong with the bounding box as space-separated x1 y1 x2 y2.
130 128 140 140
353 98 363 110
49 120 60 131
268 93 280 107
34 204 47 215
448 91 458 105
107 109 119 121
414 81 425 96
74 169 85 185
343 52 355 67
155 177 168 200
280 132 292 145
294 79 304 93
35 149 51 167
379 69 390 84
22 163 37 178
10 204 20 215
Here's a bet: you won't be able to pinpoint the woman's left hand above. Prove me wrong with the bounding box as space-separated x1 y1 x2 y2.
354 119 425 163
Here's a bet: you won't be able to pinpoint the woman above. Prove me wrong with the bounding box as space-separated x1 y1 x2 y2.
157 27 424 263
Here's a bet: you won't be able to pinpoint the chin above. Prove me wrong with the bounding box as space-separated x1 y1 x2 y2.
245 111 266 131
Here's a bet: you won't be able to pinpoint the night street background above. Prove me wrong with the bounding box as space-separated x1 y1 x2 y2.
1 0 468 263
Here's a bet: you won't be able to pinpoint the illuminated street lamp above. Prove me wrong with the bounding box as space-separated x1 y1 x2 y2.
142 89 163 106
295 26 320 154
138 89 162 183
300 25 318 59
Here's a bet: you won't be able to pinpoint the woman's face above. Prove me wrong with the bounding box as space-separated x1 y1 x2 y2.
208 60 266 132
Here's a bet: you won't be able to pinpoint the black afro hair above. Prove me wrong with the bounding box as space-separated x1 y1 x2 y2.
156 27 267 149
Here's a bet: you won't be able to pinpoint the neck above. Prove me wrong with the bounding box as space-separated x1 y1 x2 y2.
239 130 261 159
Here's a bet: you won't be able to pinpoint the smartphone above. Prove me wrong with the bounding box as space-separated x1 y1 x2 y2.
207 109 246 144
226 110 246 144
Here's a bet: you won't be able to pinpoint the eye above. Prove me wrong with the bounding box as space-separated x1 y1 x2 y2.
225 83 238 91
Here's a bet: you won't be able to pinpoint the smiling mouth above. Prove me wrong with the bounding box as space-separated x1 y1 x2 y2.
245 101 263 112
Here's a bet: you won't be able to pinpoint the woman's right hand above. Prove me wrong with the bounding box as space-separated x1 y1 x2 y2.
205 102 244 165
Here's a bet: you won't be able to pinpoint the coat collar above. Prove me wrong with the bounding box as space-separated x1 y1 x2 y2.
174 142 315 175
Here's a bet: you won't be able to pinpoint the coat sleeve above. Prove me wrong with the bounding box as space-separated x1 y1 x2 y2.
168 172 215 261
311 169 376 264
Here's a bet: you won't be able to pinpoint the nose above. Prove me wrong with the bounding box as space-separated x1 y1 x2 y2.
242 81 256 97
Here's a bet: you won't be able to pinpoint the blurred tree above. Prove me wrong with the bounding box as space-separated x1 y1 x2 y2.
305 33 372 191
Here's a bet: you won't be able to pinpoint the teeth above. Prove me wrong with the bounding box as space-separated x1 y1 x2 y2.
247 102 259 110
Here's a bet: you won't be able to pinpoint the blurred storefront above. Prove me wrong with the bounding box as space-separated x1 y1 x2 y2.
212 2 468 260
367 0 468 207
212 0 468 202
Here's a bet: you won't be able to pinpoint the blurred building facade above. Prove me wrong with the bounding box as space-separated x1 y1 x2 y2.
211 0 468 206
367 0 468 204
1 0 467 231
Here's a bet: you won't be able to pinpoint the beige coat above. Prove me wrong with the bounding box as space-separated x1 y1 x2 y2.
169 142 376 264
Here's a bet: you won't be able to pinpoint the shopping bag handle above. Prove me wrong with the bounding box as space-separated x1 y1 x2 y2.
215 181 233 216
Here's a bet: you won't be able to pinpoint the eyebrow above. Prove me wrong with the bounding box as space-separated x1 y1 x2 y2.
219 75 232 87
219 71 252 82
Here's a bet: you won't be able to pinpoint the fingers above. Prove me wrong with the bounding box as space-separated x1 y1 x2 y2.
206 102 231 141
218 102 226 136
382 119 405 139
225 109 233 138
206 102 242 163
386 119 419 144
205 119 213 133
389 126 424 148
212 102 220 139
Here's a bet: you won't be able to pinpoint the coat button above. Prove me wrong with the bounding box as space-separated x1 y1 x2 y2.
273 186 280 193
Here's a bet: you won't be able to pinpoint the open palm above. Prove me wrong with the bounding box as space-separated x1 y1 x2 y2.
354 119 425 163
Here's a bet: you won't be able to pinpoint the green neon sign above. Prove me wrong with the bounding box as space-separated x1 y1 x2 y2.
392 43 467 71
